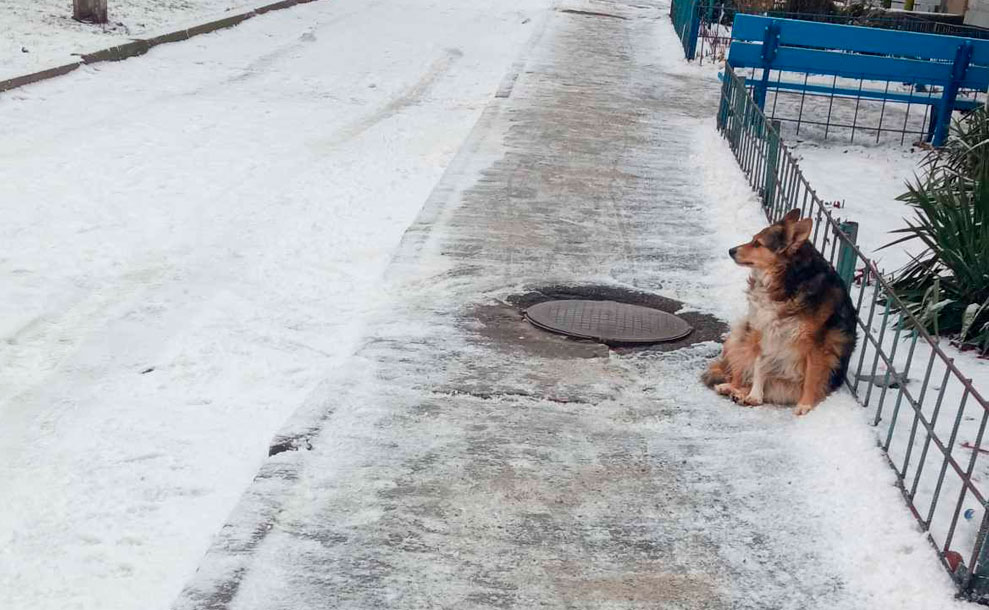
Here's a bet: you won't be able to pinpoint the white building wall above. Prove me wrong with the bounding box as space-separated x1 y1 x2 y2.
966 0 989 28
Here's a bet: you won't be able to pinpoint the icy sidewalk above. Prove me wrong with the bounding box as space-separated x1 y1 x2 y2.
175 2 966 608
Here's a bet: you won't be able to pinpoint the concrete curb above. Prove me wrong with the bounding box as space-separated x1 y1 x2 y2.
0 0 319 94
0 62 82 93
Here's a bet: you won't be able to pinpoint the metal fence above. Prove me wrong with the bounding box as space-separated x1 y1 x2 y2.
671 0 989 65
751 71 960 146
680 4 989 146
718 63 989 601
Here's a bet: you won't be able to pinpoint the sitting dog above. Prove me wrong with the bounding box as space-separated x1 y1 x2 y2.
703 208 857 415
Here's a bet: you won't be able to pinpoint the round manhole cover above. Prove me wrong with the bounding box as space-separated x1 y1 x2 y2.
524 300 693 344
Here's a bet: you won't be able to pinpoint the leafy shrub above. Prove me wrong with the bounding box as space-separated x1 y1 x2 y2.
886 108 989 352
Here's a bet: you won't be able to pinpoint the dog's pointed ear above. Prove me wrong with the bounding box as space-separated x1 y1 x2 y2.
786 218 813 252
782 208 801 225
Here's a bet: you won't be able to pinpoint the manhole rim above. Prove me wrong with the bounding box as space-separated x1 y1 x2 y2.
523 299 694 345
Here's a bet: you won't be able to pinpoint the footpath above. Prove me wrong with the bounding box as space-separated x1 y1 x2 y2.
174 2 965 608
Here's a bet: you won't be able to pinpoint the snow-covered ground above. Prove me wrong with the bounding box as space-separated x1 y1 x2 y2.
695 121 976 605
788 137 989 565
0 0 264 80
1 0 983 607
671 28 989 575
690 52 989 569
173 5 971 607
0 1 548 609
793 141 925 273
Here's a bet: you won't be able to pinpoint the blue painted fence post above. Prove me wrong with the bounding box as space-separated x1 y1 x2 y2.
932 41 973 146
753 21 781 110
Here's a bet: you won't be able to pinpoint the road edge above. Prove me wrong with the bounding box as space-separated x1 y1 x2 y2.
0 0 321 94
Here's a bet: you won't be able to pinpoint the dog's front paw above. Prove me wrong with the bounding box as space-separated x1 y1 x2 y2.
714 383 734 396
741 392 763 407
794 403 815 416
728 386 752 404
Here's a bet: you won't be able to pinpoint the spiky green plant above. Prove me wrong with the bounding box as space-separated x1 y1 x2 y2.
930 107 989 183
885 113 989 350
901 107 989 205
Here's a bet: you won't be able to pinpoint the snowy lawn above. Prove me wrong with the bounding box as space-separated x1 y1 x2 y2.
678 42 989 573
691 120 967 609
789 138 989 566
792 140 926 273
0 0 263 80
0 1 549 609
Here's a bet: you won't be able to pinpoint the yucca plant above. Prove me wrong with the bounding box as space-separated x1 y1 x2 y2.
885 109 989 351
927 107 989 185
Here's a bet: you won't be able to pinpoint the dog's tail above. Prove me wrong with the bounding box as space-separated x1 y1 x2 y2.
702 358 728 388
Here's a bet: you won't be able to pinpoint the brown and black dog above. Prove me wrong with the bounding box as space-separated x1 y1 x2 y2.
703 208 857 415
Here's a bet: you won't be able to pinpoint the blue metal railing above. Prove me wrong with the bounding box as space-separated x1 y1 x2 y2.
671 0 989 63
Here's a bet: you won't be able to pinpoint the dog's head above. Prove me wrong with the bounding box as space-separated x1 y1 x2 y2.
728 208 812 270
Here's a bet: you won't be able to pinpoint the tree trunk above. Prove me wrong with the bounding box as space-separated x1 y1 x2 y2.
73 0 108 24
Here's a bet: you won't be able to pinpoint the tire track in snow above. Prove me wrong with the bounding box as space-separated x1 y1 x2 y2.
318 47 464 147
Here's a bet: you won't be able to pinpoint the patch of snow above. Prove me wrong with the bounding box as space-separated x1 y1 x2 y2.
0 1 549 609
0 0 271 80
785 135 989 563
693 120 967 608
791 141 927 273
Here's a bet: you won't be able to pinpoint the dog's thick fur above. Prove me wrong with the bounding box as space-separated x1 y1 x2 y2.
702 209 857 415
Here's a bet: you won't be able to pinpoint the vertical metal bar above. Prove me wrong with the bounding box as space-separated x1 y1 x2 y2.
926 388 971 527
796 73 809 136
761 120 774 203
771 70 782 119
901 92 913 146
774 155 790 218
855 279 883 400
827 223 840 266
850 78 864 144
782 158 792 218
877 80 891 144
900 350 939 478
865 299 896 413
753 119 764 192
943 403 989 554
882 333 920 451
717 65 732 131
731 75 746 150
785 158 800 216
910 364 955 501
824 74 838 140
811 200 824 250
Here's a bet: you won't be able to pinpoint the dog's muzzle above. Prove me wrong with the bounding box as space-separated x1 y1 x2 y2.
729 247 738 260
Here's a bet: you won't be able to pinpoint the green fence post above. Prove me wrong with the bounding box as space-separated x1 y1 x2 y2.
763 120 781 210
730 76 746 149
966 514 989 598
685 0 701 60
717 70 732 131
837 220 859 288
